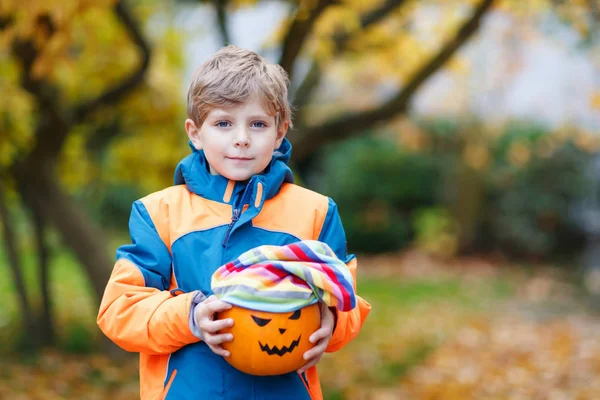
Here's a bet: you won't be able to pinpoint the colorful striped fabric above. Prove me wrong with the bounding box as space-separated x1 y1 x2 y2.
211 241 356 312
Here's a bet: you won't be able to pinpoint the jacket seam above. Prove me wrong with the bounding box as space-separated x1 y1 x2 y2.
316 198 335 242
115 257 148 287
170 224 230 248
249 225 302 242
136 200 172 256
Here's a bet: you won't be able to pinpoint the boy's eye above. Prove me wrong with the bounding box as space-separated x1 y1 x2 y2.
251 121 267 128
216 121 231 128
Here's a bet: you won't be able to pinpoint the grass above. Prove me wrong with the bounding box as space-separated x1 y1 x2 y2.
359 277 512 307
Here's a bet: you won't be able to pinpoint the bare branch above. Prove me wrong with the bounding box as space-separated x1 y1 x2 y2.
213 0 231 46
293 0 408 111
279 0 333 82
73 0 151 123
292 0 496 162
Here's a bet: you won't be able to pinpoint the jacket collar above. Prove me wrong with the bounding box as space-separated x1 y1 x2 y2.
173 138 294 210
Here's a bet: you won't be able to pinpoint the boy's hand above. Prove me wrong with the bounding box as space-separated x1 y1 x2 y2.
298 303 335 374
194 295 234 357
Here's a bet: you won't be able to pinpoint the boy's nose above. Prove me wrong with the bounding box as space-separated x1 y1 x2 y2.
233 129 250 147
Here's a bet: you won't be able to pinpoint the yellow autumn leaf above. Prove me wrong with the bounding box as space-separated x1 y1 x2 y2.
590 92 600 110
508 141 531 167
463 142 490 170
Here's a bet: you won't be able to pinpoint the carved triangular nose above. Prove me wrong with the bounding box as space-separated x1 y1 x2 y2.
279 328 286 334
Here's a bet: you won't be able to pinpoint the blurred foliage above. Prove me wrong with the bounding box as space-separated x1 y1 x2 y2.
314 135 441 253
1 0 597 250
484 129 591 258
317 118 594 260
0 0 189 192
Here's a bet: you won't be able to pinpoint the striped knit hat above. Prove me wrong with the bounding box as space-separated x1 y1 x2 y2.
211 241 356 312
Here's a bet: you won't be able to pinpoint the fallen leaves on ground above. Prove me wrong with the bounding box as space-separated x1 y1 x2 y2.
1 252 599 399
395 315 600 399
0 352 139 400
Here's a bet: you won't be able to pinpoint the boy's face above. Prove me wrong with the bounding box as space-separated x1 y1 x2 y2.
185 98 288 182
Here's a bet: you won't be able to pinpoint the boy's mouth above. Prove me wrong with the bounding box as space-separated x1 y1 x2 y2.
227 157 253 161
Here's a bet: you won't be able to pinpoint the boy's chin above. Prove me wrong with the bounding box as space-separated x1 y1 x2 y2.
218 170 255 182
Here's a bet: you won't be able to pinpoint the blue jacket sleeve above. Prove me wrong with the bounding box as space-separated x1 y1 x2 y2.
318 198 371 353
116 200 172 290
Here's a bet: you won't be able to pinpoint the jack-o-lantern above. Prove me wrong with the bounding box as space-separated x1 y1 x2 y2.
219 303 321 376
211 241 357 375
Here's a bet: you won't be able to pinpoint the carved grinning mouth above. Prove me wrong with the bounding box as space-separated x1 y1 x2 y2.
259 335 301 356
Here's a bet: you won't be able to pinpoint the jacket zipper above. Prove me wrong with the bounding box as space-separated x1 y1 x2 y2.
222 207 241 247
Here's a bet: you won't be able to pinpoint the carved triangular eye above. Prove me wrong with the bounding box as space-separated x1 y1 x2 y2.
251 315 271 327
288 309 301 320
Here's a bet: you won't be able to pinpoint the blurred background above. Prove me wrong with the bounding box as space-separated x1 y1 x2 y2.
1 0 600 398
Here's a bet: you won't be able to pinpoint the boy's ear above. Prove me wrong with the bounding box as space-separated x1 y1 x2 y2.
185 119 202 150
274 121 289 149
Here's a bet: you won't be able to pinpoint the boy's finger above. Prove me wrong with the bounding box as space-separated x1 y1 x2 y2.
203 295 218 303
203 318 234 333
303 342 326 361
309 327 330 343
207 300 233 313
298 355 321 374
203 332 234 346
207 343 231 358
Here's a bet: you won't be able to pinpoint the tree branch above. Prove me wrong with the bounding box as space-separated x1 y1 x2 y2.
12 1 151 167
11 15 71 168
73 0 151 123
293 61 321 112
213 0 231 46
292 0 495 162
587 0 600 37
0 14 14 30
330 0 408 50
293 0 408 111
279 0 333 82
361 0 407 27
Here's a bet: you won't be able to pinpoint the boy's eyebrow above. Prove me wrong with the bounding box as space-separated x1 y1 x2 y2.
247 114 272 120
208 109 231 118
208 111 273 120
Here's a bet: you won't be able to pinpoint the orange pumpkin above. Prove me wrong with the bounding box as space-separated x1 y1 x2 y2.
218 303 321 376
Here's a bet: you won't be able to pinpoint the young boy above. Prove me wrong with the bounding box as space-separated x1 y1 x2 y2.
97 45 371 400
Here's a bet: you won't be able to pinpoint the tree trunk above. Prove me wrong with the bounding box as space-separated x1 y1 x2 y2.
32 206 55 346
13 164 112 304
0 180 39 349
451 164 485 253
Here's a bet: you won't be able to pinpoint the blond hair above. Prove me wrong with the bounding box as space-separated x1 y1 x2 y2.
187 45 293 131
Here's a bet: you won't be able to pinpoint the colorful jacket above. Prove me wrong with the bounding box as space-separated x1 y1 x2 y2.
97 138 371 400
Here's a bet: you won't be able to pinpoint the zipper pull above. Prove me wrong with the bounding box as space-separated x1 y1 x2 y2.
222 208 241 247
